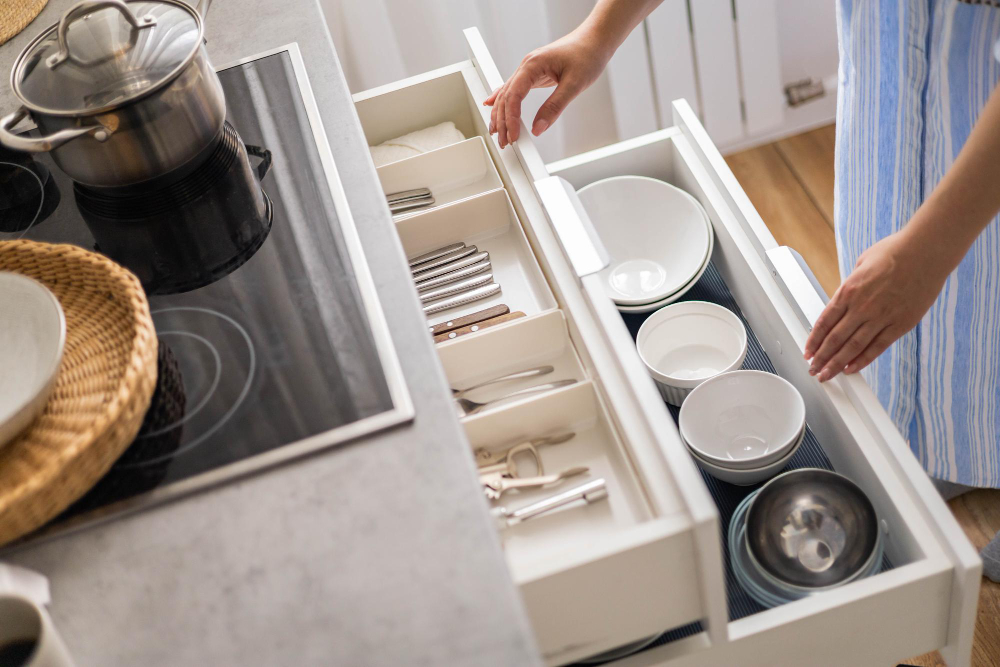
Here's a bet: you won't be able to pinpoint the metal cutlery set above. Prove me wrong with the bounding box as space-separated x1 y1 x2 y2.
409 242 503 316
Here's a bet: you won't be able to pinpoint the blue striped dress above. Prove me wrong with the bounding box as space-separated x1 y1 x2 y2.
836 0 1000 486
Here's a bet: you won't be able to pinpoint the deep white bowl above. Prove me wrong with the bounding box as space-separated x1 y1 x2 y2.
679 370 806 469
636 301 747 405
577 176 712 306
687 428 804 486
0 273 66 448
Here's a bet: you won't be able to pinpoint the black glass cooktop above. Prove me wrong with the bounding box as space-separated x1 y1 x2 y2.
0 47 410 534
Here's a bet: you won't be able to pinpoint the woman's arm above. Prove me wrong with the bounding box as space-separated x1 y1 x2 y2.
485 0 664 148
804 83 1000 382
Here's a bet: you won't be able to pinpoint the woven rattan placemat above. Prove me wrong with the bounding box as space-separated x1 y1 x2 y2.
0 240 157 545
0 0 49 47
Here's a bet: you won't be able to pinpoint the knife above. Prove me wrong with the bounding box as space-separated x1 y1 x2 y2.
408 242 465 267
428 304 510 336
416 259 491 292
419 273 494 304
423 283 501 315
411 245 477 276
390 196 435 213
434 311 526 343
387 187 432 203
413 251 489 282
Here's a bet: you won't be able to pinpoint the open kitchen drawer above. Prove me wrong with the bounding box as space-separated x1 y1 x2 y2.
351 28 981 667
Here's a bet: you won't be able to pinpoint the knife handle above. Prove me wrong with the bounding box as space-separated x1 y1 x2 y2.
428 304 510 336
434 312 525 343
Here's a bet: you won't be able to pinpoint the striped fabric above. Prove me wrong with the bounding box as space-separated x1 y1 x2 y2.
836 0 1000 486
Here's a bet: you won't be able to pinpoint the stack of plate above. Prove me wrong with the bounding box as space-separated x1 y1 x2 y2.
679 371 806 485
577 176 714 314
729 470 885 609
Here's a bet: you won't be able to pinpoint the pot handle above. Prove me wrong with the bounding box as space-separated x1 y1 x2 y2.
0 107 108 154
46 0 158 70
246 145 272 181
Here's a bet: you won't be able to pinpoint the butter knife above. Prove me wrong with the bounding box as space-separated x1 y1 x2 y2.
412 245 477 276
414 251 489 283
416 259 491 292
423 283 501 315
419 273 494 304
408 242 465 267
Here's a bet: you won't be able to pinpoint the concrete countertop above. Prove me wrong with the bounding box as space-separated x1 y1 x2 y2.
0 1 540 665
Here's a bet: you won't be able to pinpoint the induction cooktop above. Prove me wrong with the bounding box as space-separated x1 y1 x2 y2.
0 45 413 544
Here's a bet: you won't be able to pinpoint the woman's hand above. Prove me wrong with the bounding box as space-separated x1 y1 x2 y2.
484 29 611 148
803 228 950 382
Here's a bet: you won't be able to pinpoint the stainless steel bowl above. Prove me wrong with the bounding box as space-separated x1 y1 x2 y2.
744 468 879 589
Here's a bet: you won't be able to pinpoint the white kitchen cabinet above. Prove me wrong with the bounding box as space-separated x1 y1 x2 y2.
351 28 980 666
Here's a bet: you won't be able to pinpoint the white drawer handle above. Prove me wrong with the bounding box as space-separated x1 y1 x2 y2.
534 176 610 279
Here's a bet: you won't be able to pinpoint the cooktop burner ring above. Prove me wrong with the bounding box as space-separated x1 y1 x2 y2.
114 306 256 469
0 160 44 237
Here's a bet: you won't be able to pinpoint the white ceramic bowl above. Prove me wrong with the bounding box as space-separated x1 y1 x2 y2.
687 428 804 486
636 301 748 405
577 176 712 306
679 370 806 469
0 273 66 448
615 216 715 314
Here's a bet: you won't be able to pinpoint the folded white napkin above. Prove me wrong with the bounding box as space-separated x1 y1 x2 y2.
0 563 50 605
369 121 466 168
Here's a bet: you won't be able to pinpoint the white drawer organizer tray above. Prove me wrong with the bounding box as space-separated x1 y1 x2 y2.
353 29 981 667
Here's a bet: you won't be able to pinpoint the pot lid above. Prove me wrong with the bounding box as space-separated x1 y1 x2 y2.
11 0 203 116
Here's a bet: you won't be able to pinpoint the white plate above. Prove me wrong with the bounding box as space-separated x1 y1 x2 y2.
0 273 66 447
577 176 712 306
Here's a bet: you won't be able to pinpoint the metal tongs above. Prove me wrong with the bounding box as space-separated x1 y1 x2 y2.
476 433 586 500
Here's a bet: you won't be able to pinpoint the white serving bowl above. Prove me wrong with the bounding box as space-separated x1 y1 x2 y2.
0 273 66 448
679 370 806 469
577 176 712 306
687 427 804 486
636 301 747 405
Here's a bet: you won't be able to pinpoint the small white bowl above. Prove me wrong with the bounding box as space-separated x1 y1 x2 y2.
577 176 712 306
679 370 806 469
636 301 747 405
0 273 66 448
688 428 804 486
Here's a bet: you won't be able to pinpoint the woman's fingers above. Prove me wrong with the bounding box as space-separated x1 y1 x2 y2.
844 328 895 375
502 68 536 144
804 294 848 360
807 309 864 377
484 87 500 106
496 87 508 147
532 80 581 135
489 84 503 134
816 322 880 382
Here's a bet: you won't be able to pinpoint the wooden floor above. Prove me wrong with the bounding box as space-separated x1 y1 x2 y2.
725 125 1000 667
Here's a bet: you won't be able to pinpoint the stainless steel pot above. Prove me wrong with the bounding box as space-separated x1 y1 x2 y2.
0 0 225 188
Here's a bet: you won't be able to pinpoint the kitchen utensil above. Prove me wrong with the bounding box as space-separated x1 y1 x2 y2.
456 379 576 417
389 195 434 214
679 370 806 469
423 282 500 315
0 240 157 547
454 365 555 398
433 311 524 343
408 241 464 267
387 187 431 204
745 468 881 589
0 594 75 667
2 0 226 188
576 175 712 306
411 245 477 276
0 273 65 448
418 272 493 304
414 251 489 283
414 258 490 291
613 221 714 314
636 300 747 405
686 425 804 486
428 304 509 335
473 431 575 470
481 466 589 501
491 478 607 529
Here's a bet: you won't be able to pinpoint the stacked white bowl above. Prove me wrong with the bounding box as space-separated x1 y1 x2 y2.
678 370 806 485
577 176 714 313
636 301 748 405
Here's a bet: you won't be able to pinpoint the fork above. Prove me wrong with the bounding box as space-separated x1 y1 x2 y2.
455 379 576 417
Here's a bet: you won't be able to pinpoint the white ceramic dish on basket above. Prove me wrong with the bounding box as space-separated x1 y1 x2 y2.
0 272 66 447
577 176 712 307
686 425 804 486
636 301 747 405
679 370 806 469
